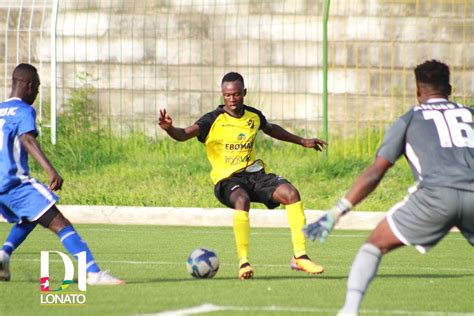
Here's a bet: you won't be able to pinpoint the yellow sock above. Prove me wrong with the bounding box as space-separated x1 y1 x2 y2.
285 201 307 258
233 210 250 264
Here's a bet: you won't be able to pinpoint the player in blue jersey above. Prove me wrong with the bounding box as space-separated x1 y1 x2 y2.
304 60 473 315
0 63 124 285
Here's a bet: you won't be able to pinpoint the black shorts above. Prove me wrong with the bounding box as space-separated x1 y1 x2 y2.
35 205 59 228
214 170 290 209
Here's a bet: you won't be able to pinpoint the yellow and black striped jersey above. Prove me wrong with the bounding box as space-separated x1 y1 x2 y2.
195 105 267 184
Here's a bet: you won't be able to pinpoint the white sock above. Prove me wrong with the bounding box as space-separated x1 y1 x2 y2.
340 243 382 314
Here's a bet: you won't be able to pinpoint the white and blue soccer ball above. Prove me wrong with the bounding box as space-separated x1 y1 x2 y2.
186 248 219 279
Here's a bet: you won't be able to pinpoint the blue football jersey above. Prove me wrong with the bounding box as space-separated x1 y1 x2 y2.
0 98 38 193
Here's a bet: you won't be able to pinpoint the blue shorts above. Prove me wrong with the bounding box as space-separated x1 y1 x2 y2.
0 178 58 223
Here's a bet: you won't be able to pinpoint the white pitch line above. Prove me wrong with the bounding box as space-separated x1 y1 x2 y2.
12 258 474 272
139 304 337 315
140 303 227 316
4 225 467 241
78 227 371 237
139 303 474 316
77 228 467 240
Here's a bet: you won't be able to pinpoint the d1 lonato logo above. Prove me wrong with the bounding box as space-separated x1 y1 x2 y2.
40 251 87 305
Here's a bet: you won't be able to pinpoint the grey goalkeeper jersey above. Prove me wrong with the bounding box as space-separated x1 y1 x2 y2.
377 99 474 192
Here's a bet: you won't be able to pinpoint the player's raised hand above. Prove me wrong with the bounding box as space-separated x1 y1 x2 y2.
302 211 336 243
301 138 327 151
158 109 173 130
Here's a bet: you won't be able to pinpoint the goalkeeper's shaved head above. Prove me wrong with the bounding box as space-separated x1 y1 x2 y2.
415 60 452 97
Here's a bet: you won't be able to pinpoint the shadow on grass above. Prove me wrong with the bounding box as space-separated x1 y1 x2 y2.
128 273 474 284
5 273 472 287
134 275 347 284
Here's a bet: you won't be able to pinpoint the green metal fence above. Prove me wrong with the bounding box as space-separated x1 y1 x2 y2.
1 0 472 157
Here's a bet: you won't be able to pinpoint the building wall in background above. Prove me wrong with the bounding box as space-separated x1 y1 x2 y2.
0 0 472 148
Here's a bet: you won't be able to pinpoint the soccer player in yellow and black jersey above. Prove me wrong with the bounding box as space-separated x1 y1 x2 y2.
159 72 327 280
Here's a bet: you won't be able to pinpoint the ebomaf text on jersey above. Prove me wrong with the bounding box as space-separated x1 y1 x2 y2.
195 105 268 184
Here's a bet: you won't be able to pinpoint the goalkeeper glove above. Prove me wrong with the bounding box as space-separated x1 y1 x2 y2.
302 198 353 244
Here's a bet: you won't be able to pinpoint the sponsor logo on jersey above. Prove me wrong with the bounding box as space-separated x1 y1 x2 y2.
225 141 253 151
237 133 246 140
0 107 18 116
224 155 251 165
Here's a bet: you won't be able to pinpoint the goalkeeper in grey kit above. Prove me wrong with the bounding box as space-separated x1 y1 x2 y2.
303 59 474 315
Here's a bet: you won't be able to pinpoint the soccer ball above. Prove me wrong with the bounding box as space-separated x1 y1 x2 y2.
186 248 219 279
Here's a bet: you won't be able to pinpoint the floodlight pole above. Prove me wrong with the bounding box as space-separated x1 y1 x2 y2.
50 0 59 145
322 0 330 157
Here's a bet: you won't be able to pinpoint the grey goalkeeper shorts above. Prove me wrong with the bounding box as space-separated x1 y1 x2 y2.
387 186 474 254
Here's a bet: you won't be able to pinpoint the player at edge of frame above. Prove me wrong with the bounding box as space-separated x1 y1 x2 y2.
303 59 474 315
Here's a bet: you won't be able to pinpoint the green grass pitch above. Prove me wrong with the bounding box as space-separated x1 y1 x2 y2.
1 223 473 315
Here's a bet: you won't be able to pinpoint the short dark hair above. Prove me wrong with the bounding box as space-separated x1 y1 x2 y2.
12 63 39 87
414 60 451 96
221 72 244 87
13 63 38 79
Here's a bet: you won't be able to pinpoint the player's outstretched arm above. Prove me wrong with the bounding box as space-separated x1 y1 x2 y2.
303 156 393 243
158 109 200 141
262 122 327 151
20 132 63 191
303 198 353 243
